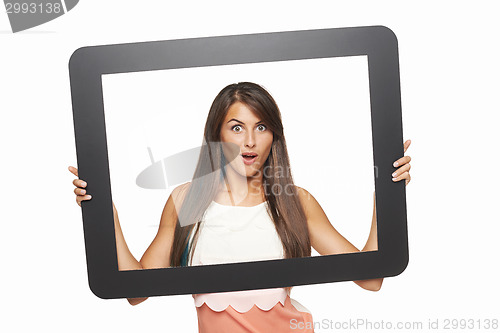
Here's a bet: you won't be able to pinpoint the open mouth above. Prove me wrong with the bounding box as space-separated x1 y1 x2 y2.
241 152 258 165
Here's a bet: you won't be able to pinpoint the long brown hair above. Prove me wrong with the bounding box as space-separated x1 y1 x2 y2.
170 82 311 267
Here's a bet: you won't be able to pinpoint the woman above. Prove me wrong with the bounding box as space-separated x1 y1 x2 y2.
69 82 412 332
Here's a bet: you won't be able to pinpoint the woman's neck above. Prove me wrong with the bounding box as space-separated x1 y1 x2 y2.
220 166 265 205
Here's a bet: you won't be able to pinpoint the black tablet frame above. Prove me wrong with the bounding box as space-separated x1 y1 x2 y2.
69 25 408 299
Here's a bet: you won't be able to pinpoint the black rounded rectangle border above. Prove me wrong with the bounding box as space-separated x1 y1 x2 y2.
68 25 408 299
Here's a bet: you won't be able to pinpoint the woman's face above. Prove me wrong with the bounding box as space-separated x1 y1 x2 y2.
220 101 273 179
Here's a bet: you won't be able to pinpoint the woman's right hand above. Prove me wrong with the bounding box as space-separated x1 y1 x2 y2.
68 166 92 207
69 166 144 305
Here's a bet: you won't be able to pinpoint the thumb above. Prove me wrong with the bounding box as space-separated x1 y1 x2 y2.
403 139 411 153
68 166 79 177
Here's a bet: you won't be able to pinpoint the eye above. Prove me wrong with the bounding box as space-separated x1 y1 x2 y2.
257 124 267 132
231 125 243 133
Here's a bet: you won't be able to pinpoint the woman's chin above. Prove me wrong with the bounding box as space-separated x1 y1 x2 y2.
227 162 262 179
237 169 260 179
244 165 264 178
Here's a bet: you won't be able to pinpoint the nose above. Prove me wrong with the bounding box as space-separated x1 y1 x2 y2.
244 131 256 148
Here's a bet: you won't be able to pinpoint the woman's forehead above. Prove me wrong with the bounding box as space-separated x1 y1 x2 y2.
224 102 262 123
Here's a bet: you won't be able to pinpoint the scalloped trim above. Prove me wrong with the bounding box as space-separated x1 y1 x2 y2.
193 288 287 313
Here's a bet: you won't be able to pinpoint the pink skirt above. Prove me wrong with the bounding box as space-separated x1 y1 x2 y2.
196 294 314 333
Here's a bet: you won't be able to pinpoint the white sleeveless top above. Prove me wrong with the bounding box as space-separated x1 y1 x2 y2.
188 200 294 313
189 200 284 265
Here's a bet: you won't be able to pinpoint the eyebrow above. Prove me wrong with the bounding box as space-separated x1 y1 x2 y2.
227 118 265 125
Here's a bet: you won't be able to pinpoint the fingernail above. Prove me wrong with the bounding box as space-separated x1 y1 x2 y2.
392 172 397 177
87 195 92 199
82 182 87 187
393 162 398 167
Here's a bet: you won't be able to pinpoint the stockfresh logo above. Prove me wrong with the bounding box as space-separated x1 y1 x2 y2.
4 0 79 33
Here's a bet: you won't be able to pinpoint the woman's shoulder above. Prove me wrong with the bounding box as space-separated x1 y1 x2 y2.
167 182 192 213
172 181 191 193
294 185 313 203
294 185 310 197
171 181 192 199
159 183 192 229
294 185 320 218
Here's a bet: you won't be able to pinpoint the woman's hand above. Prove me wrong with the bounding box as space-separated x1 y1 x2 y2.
69 167 144 305
68 166 92 206
392 139 412 186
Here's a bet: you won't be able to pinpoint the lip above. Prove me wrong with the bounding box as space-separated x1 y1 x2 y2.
241 152 258 165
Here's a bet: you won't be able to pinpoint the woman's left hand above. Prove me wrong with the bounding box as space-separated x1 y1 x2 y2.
392 139 412 186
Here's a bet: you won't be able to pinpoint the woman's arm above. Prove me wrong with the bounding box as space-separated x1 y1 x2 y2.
353 191 383 291
125 182 190 306
113 202 143 271
297 139 412 292
296 187 383 291
70 166 188 305
112 205 147 305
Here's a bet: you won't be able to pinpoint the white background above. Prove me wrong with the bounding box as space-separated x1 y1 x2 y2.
102 56 374 259
1 1 499 332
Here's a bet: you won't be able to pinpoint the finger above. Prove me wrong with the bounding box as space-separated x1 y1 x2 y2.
403 139 411 153
391 163 411 178
392 171 409 182
393 155 411 167
74 187 86 196
76 194 92 207
405 174 411 186
68 166 78 177
397 163 411 174
72 179 87 188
